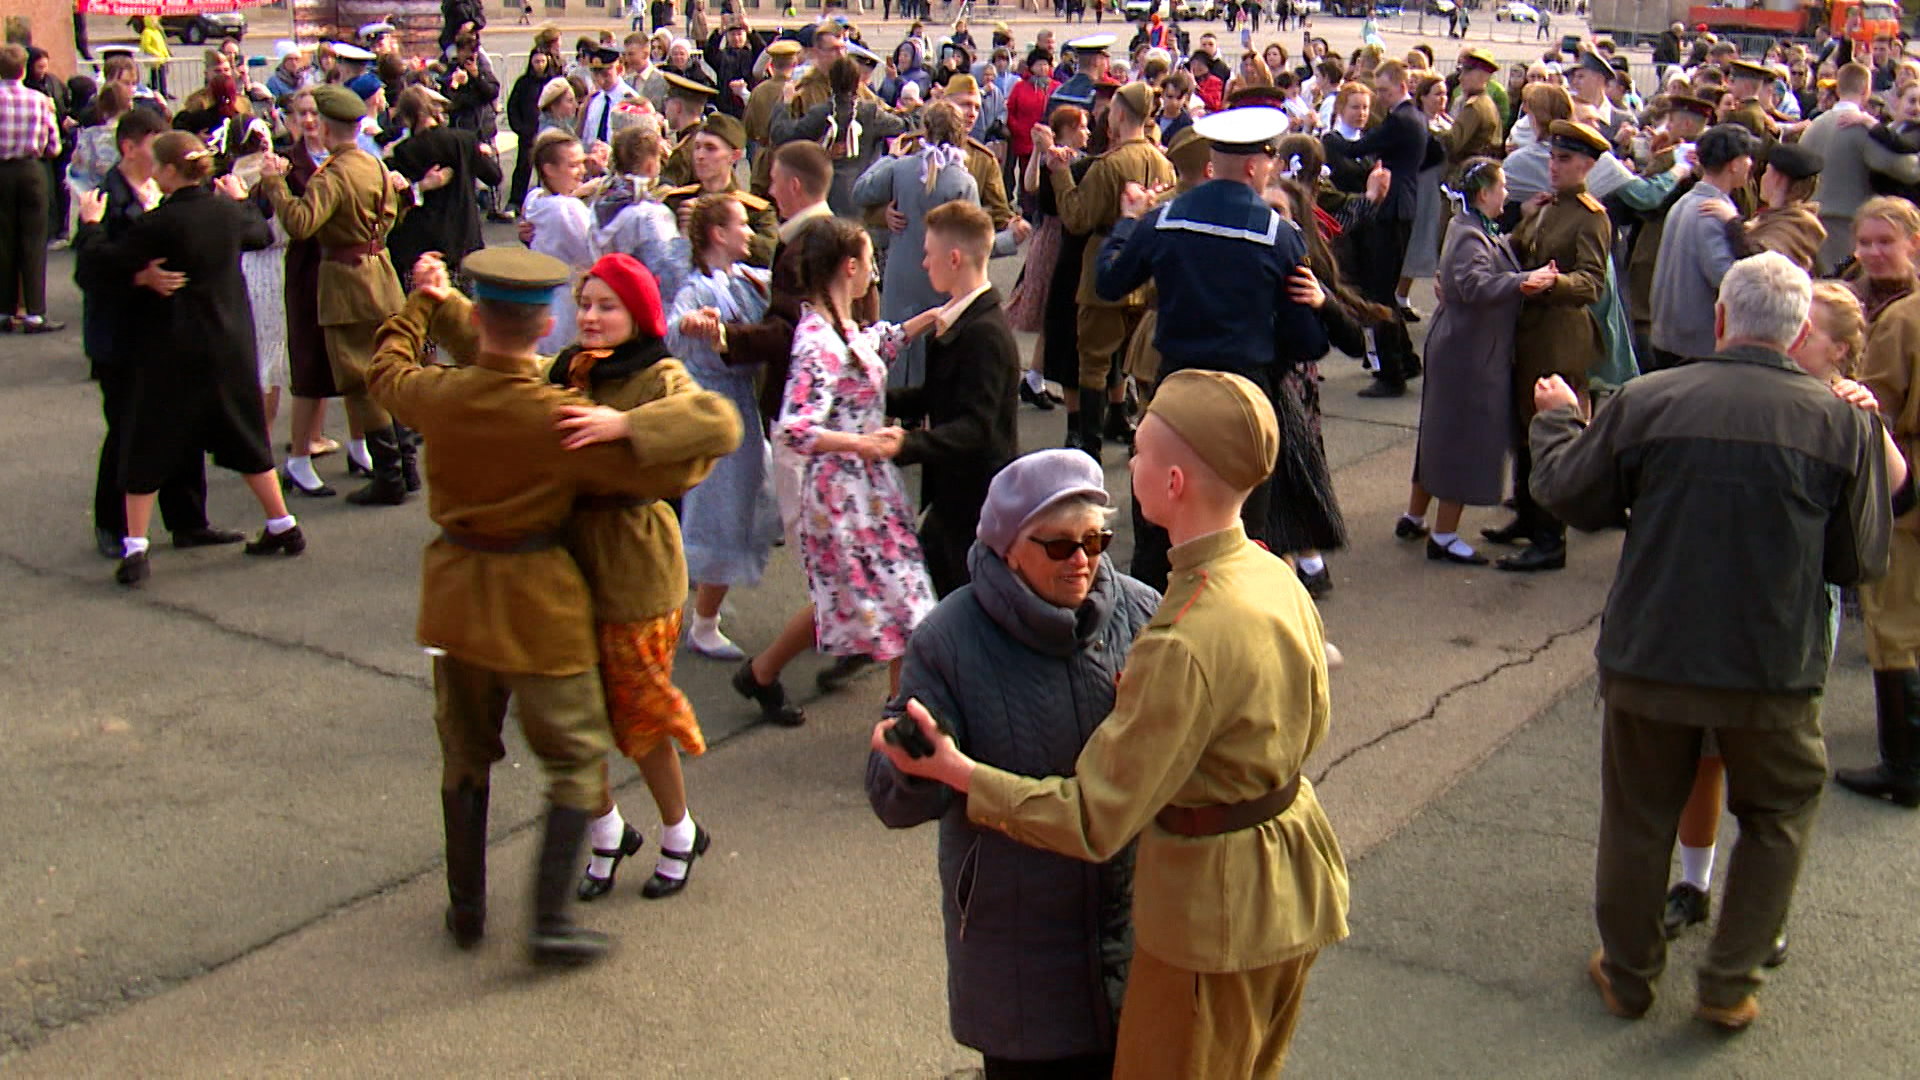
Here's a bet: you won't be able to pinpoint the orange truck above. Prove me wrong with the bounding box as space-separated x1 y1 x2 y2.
1590 0 1901 49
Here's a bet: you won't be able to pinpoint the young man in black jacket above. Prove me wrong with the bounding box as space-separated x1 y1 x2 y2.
874 200 1022 597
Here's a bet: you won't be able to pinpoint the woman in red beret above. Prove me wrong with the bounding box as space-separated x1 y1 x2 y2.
547 252 744 903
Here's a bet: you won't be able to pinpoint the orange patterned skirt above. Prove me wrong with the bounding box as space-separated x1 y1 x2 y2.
596 611 705 760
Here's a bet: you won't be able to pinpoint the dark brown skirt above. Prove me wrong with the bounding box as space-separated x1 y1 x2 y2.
284 238 335 399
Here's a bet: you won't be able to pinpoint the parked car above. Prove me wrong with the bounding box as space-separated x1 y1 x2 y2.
1176 0 1224 19
1297 0 1323 12
160 11 247 44
1494 1 1540 20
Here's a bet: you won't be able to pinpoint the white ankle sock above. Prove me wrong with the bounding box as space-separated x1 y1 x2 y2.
657 813 697 879
1432 532 1475 558
1679 843 1715 891
347 438 372 471
266 515 297 534
1297 554 1326 575
1401 513 1424 527
286 455 323 489
1395 291 1411 306
122 535 150 558
586 807 626 878
689 614 739 654
1025 368 1046 392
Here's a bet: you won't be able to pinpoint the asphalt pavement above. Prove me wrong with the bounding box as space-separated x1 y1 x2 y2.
3 219 1914 1076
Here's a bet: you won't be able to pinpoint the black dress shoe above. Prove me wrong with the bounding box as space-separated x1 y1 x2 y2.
1357 378 1406 399
172 526 246 548
1480 519 1531 546
345 457 373 479
1019 381 1057 411
345 478 408 506
281 467 337 498
577 823 644 902
1496 542 1566 573
1397 301 1423 323
640 825 711 899
1764 932 1789 969
1661 882 1711 940
816 654 877 692
243 524 307 557
115 551 150 587
95 528 122 559
1832 763 1920 807
732 660 806 726
1394 516 1430 541
1427 538 1489 565
1298 565 1332 598
20 318 65 334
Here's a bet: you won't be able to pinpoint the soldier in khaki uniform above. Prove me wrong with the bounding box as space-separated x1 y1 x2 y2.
744 40 802 198
367 248 742 966
1050 80 1173 461
654 113 779 267
259 83 416 505
876 369 1350 1079
1448 49 1503 165
657 71 718 189
917 74 1014 230
1485 119 1611 574
1726 60 1783 147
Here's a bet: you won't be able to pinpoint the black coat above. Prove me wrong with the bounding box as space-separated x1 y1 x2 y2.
1327 97 1428 222
84 184 277 485
73 166 151 370
506 66 547 138
386 125 501 276
886 288 1022 596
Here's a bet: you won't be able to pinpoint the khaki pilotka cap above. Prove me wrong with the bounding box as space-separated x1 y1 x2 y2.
1144 369 1279 492
311 84 367 123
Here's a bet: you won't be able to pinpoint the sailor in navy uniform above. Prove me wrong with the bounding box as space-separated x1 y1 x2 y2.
1048 34 1114 112
1094 106 1330 587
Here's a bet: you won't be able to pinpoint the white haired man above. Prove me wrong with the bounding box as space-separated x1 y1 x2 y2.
1529 252 1905 1031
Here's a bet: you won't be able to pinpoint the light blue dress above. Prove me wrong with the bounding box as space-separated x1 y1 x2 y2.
851 147 978 388
669 264 782 587
592 177 691 303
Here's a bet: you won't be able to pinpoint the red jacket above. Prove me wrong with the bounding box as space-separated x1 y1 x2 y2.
1007 75 1058 158
1194 73 1225 113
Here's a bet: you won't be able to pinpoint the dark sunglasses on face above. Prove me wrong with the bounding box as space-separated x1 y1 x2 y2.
1028 530 1115 561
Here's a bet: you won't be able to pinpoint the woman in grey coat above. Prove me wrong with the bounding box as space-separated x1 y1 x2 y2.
1397 158 1556 566
852 100 978 388
866 450 1159 1080
769 55 907 220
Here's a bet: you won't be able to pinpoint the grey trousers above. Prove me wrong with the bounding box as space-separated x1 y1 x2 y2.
1594 696 1827 1010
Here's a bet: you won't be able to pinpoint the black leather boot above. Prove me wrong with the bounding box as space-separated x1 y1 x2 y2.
1834 669 1920 808
442 783 489 948
346 424 409 506
1078 395 1105 465
528 805 612 966
396 424 422 493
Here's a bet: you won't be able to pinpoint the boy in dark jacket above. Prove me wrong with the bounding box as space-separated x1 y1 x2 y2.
876 200 1023 597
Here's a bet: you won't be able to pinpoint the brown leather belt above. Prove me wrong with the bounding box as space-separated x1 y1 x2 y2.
1156 775 1302 838
323 239 386 264
573 495 658 512
437 528 563 554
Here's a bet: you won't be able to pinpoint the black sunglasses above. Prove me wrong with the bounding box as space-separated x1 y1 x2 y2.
1028 530 1114 561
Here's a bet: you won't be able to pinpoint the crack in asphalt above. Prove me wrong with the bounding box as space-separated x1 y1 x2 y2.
1319 409 1421 433
1310 611 1605 787
0 547 430 691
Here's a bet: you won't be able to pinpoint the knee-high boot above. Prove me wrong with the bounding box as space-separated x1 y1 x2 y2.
1834 669 1920 808
528 805 613 966
442 783 489 947
346 423 409 506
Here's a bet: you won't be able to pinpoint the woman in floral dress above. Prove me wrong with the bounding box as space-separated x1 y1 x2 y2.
730 218 942 726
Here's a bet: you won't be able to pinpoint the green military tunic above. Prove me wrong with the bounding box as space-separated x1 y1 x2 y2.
1054 135 1174 390
654 179 779 268
1447 89 1502 165
262 142 407 434
743 72 790 198
1510 183 1610 422
658 123 699 189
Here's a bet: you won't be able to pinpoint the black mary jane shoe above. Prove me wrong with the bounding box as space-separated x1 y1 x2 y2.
281 467 337 498
577 823 644 902
640 825 712 900
1297 565 1332 599
732 660 806 726
172 526 246 549
115 551 150 588
1019 381 1057 411
1427 538 1490 566
345 457 374 479
1394 516 1430 541
244 525 307 557
1480 519 1531 547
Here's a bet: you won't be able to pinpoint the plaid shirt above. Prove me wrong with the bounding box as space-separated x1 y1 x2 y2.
0 78 60 162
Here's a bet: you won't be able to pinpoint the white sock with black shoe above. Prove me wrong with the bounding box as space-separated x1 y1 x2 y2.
1679 843 1715 891
347 438 372 472
266 515 297 535
657 813 697 880
122 536 150 558
1297 554 1326 576
1025 368 1046 393
286 455 323 490
1431 532 1476 559
586 807 626 879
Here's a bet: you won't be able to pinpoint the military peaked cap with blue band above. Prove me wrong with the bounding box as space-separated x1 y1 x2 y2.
465 248 572 305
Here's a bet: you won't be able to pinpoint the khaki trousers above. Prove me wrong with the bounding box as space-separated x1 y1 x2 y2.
1594 698 1826 1011
1075 304 1140 392
1114 947 1318 1079
323 320 394 434
433 655 614 813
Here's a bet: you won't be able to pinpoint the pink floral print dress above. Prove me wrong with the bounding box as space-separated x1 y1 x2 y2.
773 305 938 662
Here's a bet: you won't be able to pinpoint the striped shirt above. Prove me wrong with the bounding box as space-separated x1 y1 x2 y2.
0 78 59 161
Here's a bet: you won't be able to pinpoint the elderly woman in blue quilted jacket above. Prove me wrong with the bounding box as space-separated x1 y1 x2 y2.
865 448 1160 1080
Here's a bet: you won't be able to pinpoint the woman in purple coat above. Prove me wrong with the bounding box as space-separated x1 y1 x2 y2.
1396 158 1557 566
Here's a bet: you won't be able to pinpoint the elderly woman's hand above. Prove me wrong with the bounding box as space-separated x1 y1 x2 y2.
871 699 975 791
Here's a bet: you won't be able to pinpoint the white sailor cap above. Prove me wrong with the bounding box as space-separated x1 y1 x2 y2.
358 21 395 38
1066 33 1116 53
332 41 376 61
847 42 881 65
1194 106 1287 154
274 39 308 60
